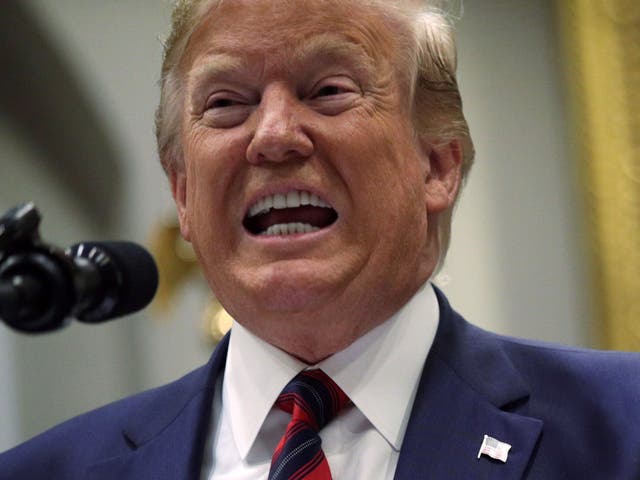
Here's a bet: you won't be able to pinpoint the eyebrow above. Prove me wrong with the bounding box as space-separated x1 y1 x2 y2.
188 33 377 87
292 34 377 77
187 53 245 87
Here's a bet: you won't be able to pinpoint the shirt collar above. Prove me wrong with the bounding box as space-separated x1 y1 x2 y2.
223 281 439 458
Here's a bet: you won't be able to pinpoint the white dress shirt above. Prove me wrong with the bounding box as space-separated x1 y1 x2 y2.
201 282 439 479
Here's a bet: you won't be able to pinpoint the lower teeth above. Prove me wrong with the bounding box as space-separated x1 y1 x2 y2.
261 223 320 236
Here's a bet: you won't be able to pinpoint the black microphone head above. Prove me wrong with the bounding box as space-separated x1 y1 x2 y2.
70 241 158 323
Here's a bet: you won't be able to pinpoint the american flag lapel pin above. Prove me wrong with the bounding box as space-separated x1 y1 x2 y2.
477 434 512 463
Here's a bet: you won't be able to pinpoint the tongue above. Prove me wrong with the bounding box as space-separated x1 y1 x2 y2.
245 206 337 234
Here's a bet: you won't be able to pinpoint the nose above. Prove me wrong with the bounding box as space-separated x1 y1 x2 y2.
246 86 314 165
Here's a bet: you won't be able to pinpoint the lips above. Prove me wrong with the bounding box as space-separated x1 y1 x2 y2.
243 190 338 236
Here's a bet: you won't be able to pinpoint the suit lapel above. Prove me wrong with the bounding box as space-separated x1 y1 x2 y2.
394 289 543 480
87 335 230 480
393 353 542 480
83 289 543 479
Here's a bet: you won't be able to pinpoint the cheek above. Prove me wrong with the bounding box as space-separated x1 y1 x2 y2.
181 141 225 246
358 137 428 239
183 130 248 211
350 130 425 201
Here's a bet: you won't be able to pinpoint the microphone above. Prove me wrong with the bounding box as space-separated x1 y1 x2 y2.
0 240 159 333
69 241 159 323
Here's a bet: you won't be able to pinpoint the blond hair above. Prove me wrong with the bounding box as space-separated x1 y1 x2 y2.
155 0 474 266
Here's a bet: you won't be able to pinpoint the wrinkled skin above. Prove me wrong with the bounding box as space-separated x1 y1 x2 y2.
170 0 462 362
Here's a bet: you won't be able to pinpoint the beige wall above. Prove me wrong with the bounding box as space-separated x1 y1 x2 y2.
443 0 591 345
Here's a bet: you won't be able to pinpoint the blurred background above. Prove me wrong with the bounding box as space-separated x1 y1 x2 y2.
0 0 637 451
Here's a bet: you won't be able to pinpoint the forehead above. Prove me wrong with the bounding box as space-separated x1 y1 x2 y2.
182 0 401 73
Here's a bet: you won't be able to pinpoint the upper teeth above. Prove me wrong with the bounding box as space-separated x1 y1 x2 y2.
248 190 331 217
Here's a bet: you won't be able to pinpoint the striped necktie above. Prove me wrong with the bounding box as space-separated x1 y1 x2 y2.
268 369 351 480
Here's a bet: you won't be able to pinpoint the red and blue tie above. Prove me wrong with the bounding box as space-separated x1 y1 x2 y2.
268 370 351 480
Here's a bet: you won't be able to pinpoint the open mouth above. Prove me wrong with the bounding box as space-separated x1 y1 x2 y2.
243 190 338 236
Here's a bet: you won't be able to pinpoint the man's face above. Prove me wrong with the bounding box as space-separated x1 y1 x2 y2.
171 0 459 354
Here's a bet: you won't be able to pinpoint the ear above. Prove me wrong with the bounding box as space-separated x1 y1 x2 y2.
422 139 463 213
168 166 191 241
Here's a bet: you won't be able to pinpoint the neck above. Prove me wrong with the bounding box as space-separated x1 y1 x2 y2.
240 277 429 364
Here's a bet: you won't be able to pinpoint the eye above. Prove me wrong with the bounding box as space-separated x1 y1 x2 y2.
202 91 253 128
206 92 246 110
313 84 348 98
307 76 361 115
208 98 236 108
310 76 359 98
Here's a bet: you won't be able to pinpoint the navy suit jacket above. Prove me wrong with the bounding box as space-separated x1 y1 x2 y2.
1 289 639 479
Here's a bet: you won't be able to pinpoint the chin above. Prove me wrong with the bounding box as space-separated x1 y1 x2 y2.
234 260 349 315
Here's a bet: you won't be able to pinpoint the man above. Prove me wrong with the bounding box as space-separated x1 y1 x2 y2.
1 0 639 479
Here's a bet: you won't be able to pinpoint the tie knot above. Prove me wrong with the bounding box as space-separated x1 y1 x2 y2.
276 370 351 431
